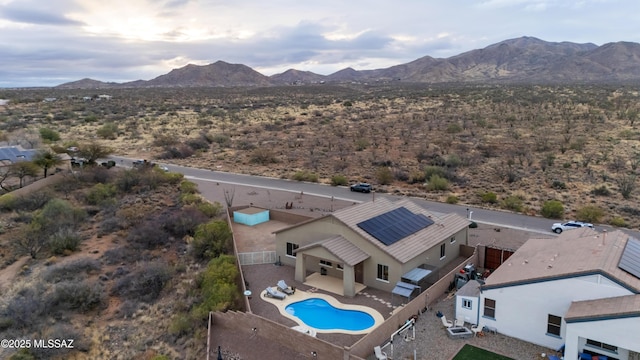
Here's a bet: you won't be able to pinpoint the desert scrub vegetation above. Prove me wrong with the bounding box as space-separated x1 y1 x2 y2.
5 83 640 228
0 160 228 359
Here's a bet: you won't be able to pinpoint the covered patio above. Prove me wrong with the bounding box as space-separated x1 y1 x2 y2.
303 272 367 296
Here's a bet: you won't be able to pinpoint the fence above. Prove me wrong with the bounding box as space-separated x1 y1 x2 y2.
237 251 277 265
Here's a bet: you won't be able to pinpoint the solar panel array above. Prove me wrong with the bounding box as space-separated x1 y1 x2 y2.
0 147 37 162
357 207 434 246
619 237 640 280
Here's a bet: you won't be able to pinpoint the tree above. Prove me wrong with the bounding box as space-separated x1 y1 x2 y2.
33 150 62 178
39 128 60 142
77 142 114 165
192 220 232 260
10 161 39 188
617 174 636 199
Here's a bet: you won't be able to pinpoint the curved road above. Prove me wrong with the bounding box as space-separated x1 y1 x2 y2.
109 155 639 237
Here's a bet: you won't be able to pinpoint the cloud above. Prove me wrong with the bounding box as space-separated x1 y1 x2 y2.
0 2 83 26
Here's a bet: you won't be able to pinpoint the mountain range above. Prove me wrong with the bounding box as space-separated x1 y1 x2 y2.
56 36 640 89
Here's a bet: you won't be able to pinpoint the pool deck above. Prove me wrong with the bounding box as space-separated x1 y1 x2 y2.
260 285 385 335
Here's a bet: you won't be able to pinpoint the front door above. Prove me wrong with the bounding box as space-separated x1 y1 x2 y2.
355 262 364 283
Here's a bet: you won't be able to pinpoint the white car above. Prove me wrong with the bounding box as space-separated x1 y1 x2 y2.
551 221 594 234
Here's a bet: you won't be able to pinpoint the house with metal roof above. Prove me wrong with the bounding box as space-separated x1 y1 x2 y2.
274 197 470 297
472 227 640 360
0 146 39 164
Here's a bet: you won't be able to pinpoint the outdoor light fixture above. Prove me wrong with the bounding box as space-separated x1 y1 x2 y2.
311 351 317 357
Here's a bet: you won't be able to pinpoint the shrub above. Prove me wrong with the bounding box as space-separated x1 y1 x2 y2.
330 175 348 186
192 255 239 320
426 175 448 191
39 127 60 142
468 221 478 228
609 216 626 227
408 171 426 184
501 195 524 212
164 207 210 237
446 123 463 134
12 191 54 211
292 171 318 182
111 262 171 303
5 286 46 329
423 166 447 181
446 195 459 204
169 312 192 336
96 122 118 139
49 228 83 255
43 257 101 282
117 300 139 319
250 148 278 164
127 219 171 249
375 167 393 185
551 180 567 190
541 200 564 219
0 194 16 211
103 246 137 265
47 280 104 312
591 185 611 196
576 205 605 223
197 201 223 218
481 191 498 204
192 220 232 260
115 169 141 192
180 180 199 194
186 137 210 151
86 183 117 206
180 193 202 205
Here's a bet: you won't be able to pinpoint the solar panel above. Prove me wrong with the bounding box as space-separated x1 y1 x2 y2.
619 237 640 280
357 207 434 246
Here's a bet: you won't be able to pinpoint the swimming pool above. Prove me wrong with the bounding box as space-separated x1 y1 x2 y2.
285 298 375 331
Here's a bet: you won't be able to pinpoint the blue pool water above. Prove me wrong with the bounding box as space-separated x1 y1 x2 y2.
285 298 375 331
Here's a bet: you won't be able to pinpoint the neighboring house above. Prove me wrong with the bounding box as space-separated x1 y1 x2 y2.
468 228 640 360
0 146 39 165
275 197 469 297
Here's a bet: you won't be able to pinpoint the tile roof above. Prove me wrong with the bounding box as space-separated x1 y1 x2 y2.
482 228 640 293
331 198 470 264
296 235 370 266
565 294 640 322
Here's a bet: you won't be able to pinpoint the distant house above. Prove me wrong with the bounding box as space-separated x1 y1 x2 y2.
467 228 640 360
0 146 39 165
275 198 469 297
97 94 112 100
43 97 57 102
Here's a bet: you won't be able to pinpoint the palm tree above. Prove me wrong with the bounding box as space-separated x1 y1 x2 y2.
33 150 62 178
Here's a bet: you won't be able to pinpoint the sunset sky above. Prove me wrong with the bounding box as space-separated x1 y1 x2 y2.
1 0 638 87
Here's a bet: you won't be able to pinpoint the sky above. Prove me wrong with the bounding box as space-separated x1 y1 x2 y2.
0 0 639 88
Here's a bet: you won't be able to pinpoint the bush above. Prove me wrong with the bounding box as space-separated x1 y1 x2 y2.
169 312 192 336
551 180 567 190
423 166 447 181
609 216 626 227
103 246 137 265
192 220 232 261
44 257 101 282
576 205 604 223
115 169 141 192
5 286 46 329
180 193 202 205
330 175 348 186
446 195 459 204
501 195 524 212
111 262 171 303
96 122 118 139
164 207 210 237
426 175 448 191
47 280 104 312
468 221 478 228
481 191 498 204
127 219 171 249
375 167 393 185
192 255 239 320
541 200 564 219
180 180 199 194
86 183 117 206
39 127 60 142
591 185 611 196
49 228 83 255
292 171 318 182
12 191 54 211
196 201 223 218
0 194 16 211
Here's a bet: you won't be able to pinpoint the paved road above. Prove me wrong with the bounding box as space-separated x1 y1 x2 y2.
108 155 639 237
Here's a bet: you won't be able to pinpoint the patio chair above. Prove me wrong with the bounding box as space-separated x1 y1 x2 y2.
471 324 483 337
277 279 295 295
373 346 388 360
454 316 465 327
265 286 286 300
440 315 453 328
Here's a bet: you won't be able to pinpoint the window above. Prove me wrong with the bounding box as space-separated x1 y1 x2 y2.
462 299 472 310
483 298 496 318
319 260 333 267
286 242 299 257
547 314 562 336
450 236 456 244
440 243 446 259
336 264 344 271
586 339 618 353
377 264 389 282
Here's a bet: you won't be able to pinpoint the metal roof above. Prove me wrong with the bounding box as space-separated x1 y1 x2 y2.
402 267 433 283
392 282 420 299
0 146 38 162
